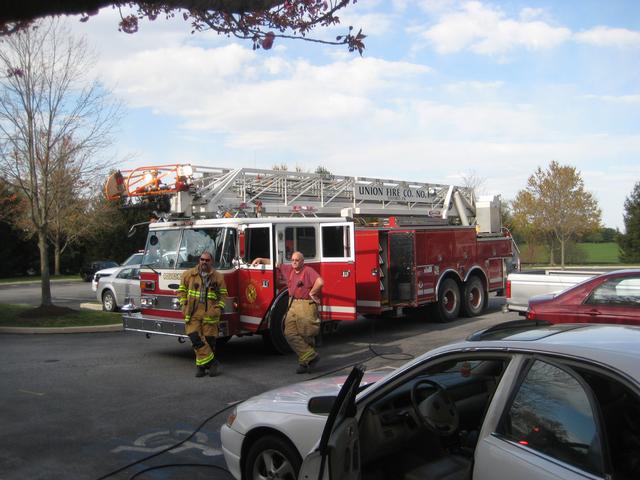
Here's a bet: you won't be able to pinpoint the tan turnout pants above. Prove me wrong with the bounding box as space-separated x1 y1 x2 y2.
185 303 219 366
284 299 321 365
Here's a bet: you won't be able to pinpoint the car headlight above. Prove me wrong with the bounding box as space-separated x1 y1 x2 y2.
226 407 237 428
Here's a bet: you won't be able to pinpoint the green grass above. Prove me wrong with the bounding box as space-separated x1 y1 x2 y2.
0 303 121 328
518 242 622 265
0 275 81 284
578 242 621 264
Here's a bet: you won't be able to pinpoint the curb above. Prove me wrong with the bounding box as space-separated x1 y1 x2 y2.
0 324 122 334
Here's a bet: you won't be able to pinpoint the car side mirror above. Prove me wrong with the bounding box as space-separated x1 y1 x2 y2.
308 395 337 415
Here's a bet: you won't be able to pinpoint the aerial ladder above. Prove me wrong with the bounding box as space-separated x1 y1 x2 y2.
105 164 503 234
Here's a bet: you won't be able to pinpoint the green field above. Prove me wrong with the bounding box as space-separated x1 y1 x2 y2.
518 242 622 265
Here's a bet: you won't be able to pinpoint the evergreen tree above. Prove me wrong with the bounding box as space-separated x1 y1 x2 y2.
618 181 640 263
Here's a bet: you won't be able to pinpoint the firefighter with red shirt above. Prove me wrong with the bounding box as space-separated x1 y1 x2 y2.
252 251 324 373
177 251 227 377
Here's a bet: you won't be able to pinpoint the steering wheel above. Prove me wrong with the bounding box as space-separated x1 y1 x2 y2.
410 379 459 435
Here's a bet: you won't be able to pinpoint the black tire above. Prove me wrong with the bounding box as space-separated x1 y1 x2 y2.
262 295 292 354
436 278 461 322
102 290 117 312
243 434 301 480
461 276 486 317
215 336 232 348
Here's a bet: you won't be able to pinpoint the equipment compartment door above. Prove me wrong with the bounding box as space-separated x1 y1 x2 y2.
388 231 416 305
238 223 275 332
319 222 357 321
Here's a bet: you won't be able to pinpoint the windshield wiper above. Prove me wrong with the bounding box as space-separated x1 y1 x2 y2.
141 263 159 274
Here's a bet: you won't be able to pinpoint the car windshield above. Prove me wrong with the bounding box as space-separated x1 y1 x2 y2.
142 227 237 270
122 253 143 266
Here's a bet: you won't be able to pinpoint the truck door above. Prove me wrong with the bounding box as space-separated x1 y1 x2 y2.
238 223 275 332
319 221 357 321
388 231 416 306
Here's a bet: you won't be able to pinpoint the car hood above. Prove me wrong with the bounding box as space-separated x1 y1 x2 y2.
236 371 386 416
94 267 119 277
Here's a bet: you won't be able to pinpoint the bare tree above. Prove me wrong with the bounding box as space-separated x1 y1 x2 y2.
47 139 105 275
0 20 119 306
460 170 486 197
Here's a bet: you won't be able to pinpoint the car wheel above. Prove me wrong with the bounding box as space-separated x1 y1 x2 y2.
262 295 293 355
102 291 117 312
436 278 461 322
244 434 301 480
461 276 486 317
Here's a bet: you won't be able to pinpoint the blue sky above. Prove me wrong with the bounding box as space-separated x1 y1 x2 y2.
68 0 639 230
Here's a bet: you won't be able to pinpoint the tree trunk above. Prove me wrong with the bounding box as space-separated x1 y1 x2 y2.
54 234 61 276
38 230 53 307
560 237 566 269
548 240 555 266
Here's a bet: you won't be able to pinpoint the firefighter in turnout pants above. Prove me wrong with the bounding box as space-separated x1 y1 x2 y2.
253 251 324 373
177 251 227 377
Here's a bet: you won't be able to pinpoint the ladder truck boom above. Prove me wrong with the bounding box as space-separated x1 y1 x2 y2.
105 164 502 233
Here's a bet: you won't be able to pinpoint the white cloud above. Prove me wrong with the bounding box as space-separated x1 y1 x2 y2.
99 48 431 144
337 12 395 36
584 94 640 104
575 26 640 48
418 1 570 55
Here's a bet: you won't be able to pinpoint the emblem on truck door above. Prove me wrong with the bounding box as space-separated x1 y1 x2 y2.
246 283 257 303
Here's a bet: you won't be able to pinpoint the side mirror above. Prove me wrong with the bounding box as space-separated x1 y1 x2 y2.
308 395 337 415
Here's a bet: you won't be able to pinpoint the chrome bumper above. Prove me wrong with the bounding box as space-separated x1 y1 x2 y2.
123 313 186 337
122 313 230 338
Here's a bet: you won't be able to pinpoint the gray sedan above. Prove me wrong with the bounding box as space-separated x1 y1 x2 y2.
96 265 141 312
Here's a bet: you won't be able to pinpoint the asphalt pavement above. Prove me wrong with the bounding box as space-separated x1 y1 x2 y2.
0 279 97 310
0 296 514 480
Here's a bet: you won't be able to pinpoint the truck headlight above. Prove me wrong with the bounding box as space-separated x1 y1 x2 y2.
141 296 157 307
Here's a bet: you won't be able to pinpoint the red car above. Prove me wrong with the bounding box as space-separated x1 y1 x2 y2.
527 269 640 325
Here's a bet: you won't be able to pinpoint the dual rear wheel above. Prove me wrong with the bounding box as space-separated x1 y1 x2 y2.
435 276 486 322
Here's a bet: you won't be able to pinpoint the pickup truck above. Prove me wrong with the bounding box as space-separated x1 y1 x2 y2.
504 270 602 313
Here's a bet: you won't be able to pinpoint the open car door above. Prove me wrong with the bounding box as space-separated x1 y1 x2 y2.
298 365 365 480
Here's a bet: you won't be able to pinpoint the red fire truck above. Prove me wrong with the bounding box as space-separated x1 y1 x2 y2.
105 165 516 353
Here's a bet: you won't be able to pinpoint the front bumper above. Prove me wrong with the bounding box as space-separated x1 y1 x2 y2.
220 424 244 480
123 313 186 337
122 313 231 338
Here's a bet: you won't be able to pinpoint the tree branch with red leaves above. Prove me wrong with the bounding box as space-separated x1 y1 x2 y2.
1 1 365 54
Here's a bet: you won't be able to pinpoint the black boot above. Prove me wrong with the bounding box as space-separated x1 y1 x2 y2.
307 354 320 373
195 365 207 377
208 359 221 377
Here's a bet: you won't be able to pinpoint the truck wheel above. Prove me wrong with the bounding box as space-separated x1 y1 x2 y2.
436 278 460 322
262 296 292 355
244 434 301 480
102 290 117 312
462 276 485 317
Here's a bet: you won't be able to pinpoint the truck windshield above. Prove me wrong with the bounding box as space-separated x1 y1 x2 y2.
142 229 183 269
178 227 237 270
142 227 237 270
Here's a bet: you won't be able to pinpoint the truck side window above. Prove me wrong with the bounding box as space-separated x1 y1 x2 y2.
284 227 316 260
322 225 351 258
243 227 270 263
